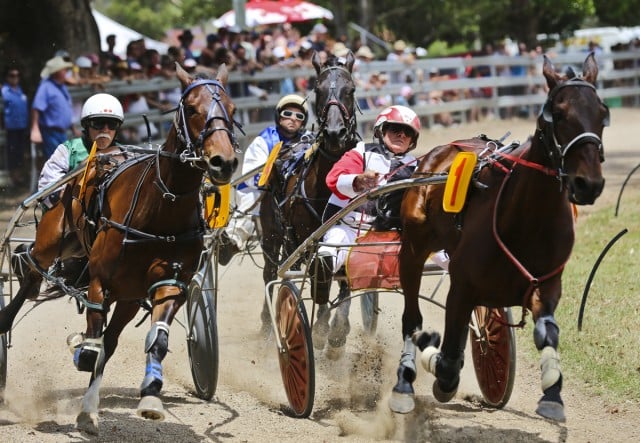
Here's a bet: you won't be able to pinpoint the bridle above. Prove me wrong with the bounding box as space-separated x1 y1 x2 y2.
173 79 241 167
153 78 241 200
537 77 609 170
314 65 357 148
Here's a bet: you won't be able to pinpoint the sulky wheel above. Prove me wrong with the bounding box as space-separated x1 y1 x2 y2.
186 267 219 400
469 306 516 408
360 291 379 335
275 281 315 418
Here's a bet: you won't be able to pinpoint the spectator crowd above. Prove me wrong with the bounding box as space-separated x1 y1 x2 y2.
3 20 610 190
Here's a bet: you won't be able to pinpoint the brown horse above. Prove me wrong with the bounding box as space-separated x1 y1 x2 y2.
259 52 358 333
0 64 238 434
389 53 607 422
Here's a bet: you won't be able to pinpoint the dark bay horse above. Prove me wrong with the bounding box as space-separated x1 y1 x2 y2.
0 64 238 434
389 53 607 421
259 51 358 333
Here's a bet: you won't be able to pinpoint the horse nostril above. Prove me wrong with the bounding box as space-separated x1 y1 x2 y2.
208 155 237 175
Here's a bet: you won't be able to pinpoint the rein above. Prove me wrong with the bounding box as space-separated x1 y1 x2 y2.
491 156 571 328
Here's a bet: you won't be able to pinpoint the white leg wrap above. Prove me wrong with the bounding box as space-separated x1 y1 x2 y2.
540 346 561 391
420 346 439 375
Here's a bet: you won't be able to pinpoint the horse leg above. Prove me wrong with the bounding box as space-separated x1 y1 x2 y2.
137 285 184 420
389 233 430 413
75 301 138 435
260 231 281 336
311 302 330 350
325 281 351 360
418 288 473 404
533 313 565 422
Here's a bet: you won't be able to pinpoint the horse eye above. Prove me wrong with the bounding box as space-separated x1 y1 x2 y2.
185 105 197 117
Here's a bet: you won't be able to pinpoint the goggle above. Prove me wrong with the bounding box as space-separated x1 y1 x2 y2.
89 118 120 130
280 110 306 121
385 123 415 138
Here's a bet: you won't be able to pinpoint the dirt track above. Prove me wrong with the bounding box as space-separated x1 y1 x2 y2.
0 108 639 442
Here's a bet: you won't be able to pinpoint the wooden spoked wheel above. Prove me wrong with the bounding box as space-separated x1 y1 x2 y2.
469 306 516 408
275 281 315 418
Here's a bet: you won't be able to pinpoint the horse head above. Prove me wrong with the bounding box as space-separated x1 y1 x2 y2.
538 53 608 204
174 63 239 184
312 51 357 155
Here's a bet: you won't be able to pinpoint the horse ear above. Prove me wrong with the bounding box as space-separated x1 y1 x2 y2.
582 52 599 85
542 54 559 91
312 51 322 74
344 51 356 72
217 63 229 86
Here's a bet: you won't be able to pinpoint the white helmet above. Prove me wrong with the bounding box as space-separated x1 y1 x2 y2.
81 93 124 126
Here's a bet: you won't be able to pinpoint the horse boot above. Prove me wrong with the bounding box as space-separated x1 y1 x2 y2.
11 243 30 285
326 281 351 360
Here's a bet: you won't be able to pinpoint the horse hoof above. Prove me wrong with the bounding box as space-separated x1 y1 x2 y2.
324 343 345 360
432 380 457 403
328 312 350 348
388 391 415 414
137 396 166 421
536 400 566 422
312 319 329 350
76 411 99 435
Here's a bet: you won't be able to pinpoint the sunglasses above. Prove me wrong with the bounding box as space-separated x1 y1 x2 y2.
89 118 120 130
385 123 414 137
280 110 305 121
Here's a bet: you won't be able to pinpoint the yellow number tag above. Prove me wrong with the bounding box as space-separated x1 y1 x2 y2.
258 141 283 188
443 151 477 213
204 180 231 228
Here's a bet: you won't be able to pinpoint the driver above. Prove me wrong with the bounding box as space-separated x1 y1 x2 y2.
309 105 449 352
22 93 125 292
218 94 314 264
38 93 125 207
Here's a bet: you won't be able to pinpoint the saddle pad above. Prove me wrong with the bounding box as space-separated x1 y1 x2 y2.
346 230 401 291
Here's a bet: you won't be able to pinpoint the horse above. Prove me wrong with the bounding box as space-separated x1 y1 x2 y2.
259 51 358 339
389 53 608 422
0 64 239 434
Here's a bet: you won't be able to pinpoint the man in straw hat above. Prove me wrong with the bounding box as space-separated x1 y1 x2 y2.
31 55 75 162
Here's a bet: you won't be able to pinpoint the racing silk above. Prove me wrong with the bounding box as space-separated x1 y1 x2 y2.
325 141 416 229
38 137 89 192
240 126 311 189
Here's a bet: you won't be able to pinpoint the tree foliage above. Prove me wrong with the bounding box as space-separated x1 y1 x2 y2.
89 0 633 51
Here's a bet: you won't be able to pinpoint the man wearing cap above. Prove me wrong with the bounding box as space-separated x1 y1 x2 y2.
31 55 75 162
310 23 328 52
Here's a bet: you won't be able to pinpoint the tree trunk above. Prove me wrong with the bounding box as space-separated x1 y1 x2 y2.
0 0 100 96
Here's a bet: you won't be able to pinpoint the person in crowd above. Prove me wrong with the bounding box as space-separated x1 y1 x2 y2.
1 66 29 187
178 29 196 60
309 105 449 350
31 55 76 163
218 94 314 264
309 23 329 52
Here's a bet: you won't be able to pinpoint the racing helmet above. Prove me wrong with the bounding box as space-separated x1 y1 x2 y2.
80 93 124 127
275 94 308 126
373 105 421 150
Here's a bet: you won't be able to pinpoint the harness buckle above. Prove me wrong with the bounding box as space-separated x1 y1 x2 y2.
166 235 176 243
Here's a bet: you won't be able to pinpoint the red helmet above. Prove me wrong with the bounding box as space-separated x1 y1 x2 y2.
373 105 421 138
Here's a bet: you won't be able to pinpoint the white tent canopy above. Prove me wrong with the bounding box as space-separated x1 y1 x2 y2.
92 9 169 57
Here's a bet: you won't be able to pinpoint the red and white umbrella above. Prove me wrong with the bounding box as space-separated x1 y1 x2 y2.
213 0 334 28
